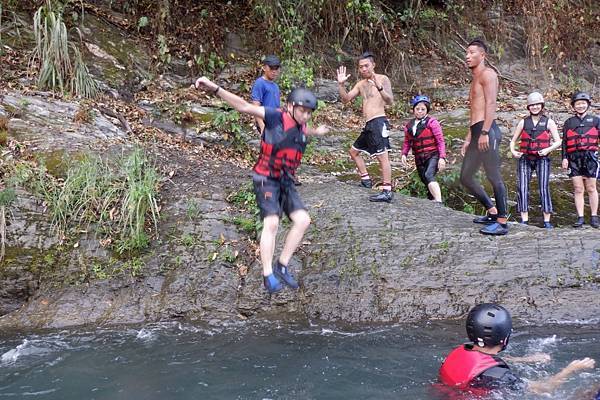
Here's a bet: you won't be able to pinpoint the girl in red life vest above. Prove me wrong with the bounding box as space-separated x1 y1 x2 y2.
401 95 447 202
509 92 561 229
561 92 600 228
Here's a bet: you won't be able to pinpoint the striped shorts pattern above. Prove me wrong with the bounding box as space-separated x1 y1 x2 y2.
516 156 553 213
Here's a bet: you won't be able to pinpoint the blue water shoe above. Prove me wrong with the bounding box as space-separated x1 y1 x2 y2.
274 261 299 289
479 222 508 236
264 273 284 293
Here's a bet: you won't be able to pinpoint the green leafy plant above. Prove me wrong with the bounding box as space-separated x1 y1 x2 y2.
116 148 160 254
228 183 262 238
137 15 149 31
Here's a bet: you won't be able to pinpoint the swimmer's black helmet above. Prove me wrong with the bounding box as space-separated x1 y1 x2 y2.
287 87 318 111
466 303 512 350
571 91 591 106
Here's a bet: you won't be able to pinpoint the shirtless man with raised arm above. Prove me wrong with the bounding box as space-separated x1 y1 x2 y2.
460 39 509 235
337 51 394 203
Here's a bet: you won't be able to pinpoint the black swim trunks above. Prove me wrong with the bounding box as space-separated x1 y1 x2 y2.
252 173 306 219
567 150 600 178
352 116 391 156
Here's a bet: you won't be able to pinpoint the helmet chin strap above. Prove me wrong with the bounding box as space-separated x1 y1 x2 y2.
290 105 301 126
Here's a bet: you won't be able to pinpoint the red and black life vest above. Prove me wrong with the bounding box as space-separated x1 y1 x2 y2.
439 345 503 391
253 110 307 179
519 115 551 155
563 114 600 154
406 117 438 156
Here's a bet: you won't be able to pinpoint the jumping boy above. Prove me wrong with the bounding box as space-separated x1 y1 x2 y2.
194 76 329 293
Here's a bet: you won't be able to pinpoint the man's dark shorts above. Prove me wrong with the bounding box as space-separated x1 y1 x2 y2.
567 150 600 178
352 117 391 156
252 174 306 219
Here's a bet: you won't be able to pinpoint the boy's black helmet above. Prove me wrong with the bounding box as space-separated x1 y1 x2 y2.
287 88 318 111
466 303 512 350
571 91 591 106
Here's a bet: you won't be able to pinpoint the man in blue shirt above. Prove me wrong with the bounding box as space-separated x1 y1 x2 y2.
251 55 281 133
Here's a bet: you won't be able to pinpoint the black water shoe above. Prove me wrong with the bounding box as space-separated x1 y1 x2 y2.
369 190 393 203
360 179 373 189
591 216 600 229
572 217 585 228
473 214 498 225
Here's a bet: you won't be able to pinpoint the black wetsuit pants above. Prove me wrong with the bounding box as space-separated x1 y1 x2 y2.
460 121 508 218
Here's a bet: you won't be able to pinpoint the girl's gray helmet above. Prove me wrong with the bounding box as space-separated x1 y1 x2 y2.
527 92 544 107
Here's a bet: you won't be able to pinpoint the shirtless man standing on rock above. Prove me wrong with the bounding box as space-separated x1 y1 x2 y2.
460 39 509 235
337 51 394 203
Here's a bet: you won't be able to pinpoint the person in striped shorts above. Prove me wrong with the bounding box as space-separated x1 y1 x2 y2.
509 92 561 229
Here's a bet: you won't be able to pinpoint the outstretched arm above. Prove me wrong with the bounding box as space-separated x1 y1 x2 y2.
528 358 595 395
194 76 265 120
504 352 550 364
306 125 330 136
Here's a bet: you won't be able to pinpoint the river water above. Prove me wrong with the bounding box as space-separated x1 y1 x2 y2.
1 321 599 399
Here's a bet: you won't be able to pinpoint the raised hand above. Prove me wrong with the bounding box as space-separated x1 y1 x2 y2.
368 75 381 89
337 66 350 84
